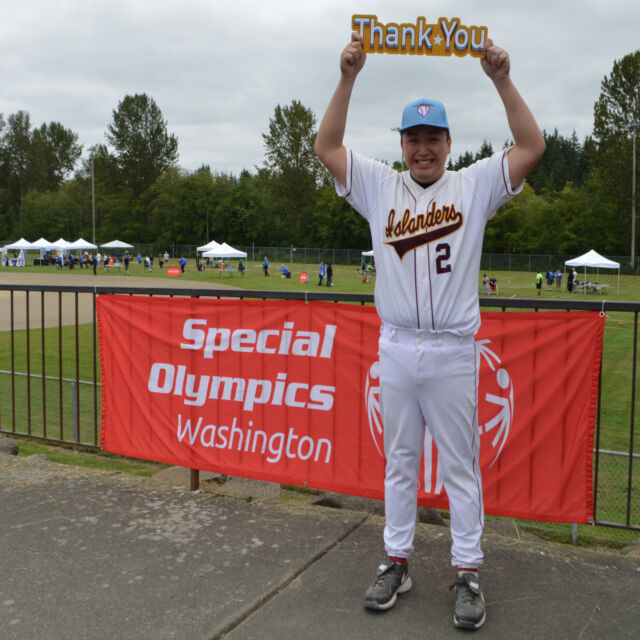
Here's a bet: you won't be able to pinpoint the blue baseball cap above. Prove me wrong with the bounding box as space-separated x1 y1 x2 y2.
400 98 449 132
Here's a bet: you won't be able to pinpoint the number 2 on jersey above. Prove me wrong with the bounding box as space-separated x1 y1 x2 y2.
435 243 452 274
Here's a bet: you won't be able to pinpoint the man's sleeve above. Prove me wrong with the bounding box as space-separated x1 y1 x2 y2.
335 149 394 222
462 148 525 220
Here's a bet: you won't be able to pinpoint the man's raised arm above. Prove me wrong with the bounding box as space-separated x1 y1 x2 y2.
481 39 545 187
314 32 367 187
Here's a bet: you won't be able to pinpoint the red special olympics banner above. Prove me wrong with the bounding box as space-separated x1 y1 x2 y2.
97 295 604 523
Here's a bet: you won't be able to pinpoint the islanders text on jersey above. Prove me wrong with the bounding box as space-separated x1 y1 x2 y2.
385 203 463 259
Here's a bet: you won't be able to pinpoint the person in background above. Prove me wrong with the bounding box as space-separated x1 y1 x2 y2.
326 262 334 286
536 270 543 295
489 274 498 295
318 261 325 286
545 267 554 291
572 267 580 288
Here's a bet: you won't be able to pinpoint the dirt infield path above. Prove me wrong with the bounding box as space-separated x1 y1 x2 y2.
0 270 238 330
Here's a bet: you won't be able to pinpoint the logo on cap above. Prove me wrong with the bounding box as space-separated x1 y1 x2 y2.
417 104 431 118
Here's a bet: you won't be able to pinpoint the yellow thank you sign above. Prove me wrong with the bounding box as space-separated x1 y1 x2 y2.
352 15 488 58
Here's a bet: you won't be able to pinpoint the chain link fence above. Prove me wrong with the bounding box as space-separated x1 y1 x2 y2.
2 241 636 273
509 450 639 547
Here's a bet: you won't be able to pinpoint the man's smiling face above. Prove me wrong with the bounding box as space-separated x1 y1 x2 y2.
400 125 451 186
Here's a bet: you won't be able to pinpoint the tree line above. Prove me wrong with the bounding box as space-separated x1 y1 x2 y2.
1 51 638 263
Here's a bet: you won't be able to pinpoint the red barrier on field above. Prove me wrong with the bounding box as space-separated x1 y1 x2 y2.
97 296 604 523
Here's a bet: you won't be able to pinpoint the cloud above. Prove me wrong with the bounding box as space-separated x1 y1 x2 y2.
0 0 638 175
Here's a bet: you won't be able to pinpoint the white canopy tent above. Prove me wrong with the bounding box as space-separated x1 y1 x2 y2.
202 242 247 259
362 249 374 257
68 238 97 250
100 240 134 249
3 238 34 250
220 242 247 258
50 238 72 250
565 249 620 295
28 237 55 263
197 240 222 252
30 237 55 249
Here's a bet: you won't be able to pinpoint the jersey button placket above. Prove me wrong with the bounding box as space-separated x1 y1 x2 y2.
416 331 425 383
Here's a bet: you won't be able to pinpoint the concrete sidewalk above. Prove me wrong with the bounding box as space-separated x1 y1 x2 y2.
1 453 638 640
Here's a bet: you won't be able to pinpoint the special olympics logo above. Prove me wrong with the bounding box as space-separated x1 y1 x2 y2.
365 361 384 456
364 338 514 493
417 104 431 118
476 339 514 468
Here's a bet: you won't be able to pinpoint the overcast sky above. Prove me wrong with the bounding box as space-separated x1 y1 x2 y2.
1 0 638 176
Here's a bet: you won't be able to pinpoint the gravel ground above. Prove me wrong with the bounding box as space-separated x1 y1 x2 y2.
0 270 237 330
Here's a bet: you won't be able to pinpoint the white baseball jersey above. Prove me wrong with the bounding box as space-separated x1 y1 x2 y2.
336 149 522 335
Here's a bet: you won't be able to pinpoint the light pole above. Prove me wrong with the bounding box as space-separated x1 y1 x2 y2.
91 155 96 245
632 132 637 273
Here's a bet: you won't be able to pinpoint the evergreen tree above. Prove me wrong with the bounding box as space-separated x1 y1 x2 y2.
261 100 323 242
592 50 640 268
106 94 178 197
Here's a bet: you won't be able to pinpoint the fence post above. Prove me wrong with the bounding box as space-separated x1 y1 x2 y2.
571 523 578 544
190 469 200 491
72 380 78 451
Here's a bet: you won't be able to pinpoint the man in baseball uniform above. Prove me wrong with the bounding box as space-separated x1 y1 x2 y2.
315 32 544 630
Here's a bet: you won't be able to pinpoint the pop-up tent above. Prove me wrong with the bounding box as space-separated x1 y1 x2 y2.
69 238 97 250
100 240 134 249
197 240 222 252
28 238 54 262
3 238 34 250
50 238 72 250
30 237 55 249
565 249 620 295
2 239 34 266
202 242 247 259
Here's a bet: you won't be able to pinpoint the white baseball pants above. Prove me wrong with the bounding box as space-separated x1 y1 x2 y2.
378 323 484 568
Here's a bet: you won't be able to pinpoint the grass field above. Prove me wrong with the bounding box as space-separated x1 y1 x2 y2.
1 262 638 547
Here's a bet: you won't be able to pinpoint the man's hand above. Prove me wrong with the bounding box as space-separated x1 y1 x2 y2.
315 32 368 186
340 31 366 78
480 39 510 83
480 38 545 186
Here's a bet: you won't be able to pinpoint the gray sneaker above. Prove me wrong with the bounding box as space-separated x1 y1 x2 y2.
450 571 486 629
364 560 412 611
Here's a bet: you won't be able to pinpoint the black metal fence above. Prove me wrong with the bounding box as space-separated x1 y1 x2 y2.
0 284 637 535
